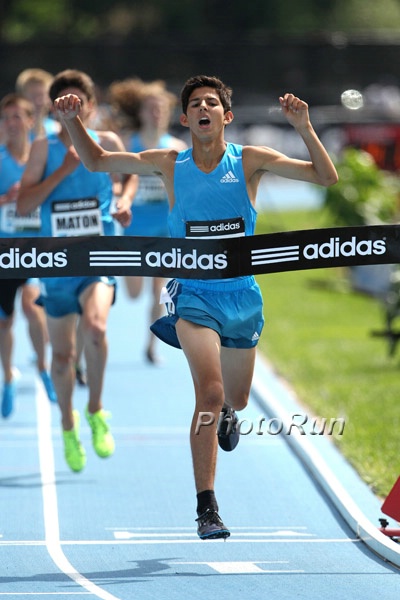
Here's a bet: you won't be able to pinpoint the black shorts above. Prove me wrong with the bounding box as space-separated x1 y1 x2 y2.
0 279 27 318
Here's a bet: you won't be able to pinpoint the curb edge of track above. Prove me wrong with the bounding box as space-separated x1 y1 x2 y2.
252 352 400 570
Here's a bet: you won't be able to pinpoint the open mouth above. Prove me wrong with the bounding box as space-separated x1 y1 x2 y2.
199 117 210 126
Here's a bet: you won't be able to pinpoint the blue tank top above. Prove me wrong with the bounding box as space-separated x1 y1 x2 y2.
170 142 257 285
128 133 172 206
170 142 257 237
0 145 42 237
40 131 115 237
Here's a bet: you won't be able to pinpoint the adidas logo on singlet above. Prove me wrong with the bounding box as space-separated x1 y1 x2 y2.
220 170 239 183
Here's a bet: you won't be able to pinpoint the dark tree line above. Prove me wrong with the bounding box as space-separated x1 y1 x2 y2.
1 0 400 43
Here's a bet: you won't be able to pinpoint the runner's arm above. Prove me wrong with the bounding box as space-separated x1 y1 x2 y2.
98 129 138 227
245 93 338 188
112 174 138 228
54 94 160 177
17 138 81 216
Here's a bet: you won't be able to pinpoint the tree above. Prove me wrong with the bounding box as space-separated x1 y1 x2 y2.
1 0 400 42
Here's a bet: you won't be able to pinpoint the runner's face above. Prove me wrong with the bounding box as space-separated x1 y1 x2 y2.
140 95 170 131
23 82 50 113
181 87 232 137
1 104 33 140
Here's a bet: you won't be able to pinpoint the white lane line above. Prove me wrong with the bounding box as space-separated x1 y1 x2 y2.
35 381 121 600
0 538 360 546
112 530 316 539
106 525 310 530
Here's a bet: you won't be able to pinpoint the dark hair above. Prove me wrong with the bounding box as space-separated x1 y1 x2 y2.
0 92 34 117
180 75 232 114
49 69 96 103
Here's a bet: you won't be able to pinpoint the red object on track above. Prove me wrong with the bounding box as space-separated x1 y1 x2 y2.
381 476 400 522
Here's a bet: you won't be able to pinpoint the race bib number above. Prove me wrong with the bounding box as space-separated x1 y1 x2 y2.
134 176 168 205
1 203 41 233
185 217 245 239
50 197 103 237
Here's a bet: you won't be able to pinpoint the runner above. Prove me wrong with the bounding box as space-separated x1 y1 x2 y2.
15 68 60 139
0 92 56 418
53 74 338 535
109 77 187 364
18 69 136 471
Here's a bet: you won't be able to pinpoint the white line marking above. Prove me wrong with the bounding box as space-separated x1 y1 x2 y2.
171 560 304 574
105 525 309 530
0 538 360 546
35 383 121 600
113 530 315 539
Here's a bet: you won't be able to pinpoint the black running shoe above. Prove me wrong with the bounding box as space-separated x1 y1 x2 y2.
217 407 240 452
196 508 230 540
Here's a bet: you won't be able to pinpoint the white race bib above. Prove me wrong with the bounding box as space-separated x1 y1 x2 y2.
1 203 41 233
50 198 103 237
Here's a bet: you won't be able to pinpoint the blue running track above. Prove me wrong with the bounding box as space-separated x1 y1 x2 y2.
0 279 399 599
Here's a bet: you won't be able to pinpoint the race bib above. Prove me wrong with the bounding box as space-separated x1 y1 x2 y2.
1 203 41 234
185 217 245 239
50 197 103 237
134 176 167 205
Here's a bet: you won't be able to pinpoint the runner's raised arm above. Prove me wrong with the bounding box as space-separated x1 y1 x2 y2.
54 94 166 177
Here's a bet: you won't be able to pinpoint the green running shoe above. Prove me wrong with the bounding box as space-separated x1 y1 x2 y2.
62 410 86 472
85 407 115 458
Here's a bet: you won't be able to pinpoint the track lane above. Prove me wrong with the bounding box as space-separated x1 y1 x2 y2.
0 280 399 599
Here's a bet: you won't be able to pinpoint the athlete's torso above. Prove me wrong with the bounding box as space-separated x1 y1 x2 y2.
40 131 115 237
170 142 257 285
128 133 173 206
0 144 42 237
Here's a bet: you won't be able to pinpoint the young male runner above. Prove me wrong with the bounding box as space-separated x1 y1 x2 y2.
53 74 338 537
109 77 187 364
0 92 57 417
18 69 136 472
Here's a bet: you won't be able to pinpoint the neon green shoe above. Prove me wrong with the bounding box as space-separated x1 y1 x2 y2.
62 410 86 472
85 407 115 458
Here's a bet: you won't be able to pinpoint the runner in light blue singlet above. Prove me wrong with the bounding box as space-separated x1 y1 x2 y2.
53 73 338 537
18 69 136 472
123 132 172 238
38 130 116 317
109 77 188 364
0 93 57 416
0 145 42 238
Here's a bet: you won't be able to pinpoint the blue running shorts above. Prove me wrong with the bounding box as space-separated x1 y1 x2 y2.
151 277 264 349
37 276 116 317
